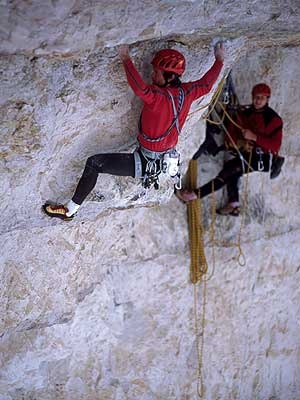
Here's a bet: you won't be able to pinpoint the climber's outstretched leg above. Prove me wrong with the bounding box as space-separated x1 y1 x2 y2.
175 154 246 204
43 153 135 220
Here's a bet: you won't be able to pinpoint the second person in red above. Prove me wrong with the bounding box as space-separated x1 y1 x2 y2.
176 83 283 217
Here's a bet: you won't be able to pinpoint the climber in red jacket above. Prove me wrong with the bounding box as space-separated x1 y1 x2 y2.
176 83 283 216
43 42 225 220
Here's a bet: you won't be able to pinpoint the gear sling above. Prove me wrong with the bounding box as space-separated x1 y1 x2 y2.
134 88 185 189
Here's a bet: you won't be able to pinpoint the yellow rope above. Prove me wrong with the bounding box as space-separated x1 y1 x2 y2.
186 159 210 399
201 101 253 265
204 111 226 126
204 180 216 281
187 160 208 282
215 150 253 266
194 280 207 398
193 185 216 399
186 72 254 398
218 101 243 129
206 102 248 159
185 74 229 280
188 157 250 400
204 76 228 119
185 78 228 398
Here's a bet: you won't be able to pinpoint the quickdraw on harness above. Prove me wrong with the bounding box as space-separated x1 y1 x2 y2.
135 88 185 189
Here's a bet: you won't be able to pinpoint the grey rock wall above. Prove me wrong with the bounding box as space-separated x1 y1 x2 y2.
1 1 300 399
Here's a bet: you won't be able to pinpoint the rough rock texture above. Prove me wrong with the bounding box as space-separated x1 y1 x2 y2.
1 1 300 400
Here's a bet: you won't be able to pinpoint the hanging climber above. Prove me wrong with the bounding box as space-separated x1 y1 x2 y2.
176 83 283 216
43 41 225 220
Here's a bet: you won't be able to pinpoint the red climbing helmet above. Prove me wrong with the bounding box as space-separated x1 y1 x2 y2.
252 83 271 98
151 49 186 75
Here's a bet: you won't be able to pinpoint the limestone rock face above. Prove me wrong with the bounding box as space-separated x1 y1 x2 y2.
1 1 300 400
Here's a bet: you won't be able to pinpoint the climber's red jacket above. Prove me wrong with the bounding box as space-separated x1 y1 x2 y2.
226 105 283 155
122 58 223 152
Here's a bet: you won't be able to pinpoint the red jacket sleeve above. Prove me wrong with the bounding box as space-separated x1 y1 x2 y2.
184 59 223 100
122 58 155 105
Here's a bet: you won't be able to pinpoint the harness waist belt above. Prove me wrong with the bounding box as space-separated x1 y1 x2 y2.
139 146 169 160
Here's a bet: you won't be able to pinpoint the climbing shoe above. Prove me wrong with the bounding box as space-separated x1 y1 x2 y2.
270 155 285 179
217 204 240 217
42 203 75 221
175 189 198 203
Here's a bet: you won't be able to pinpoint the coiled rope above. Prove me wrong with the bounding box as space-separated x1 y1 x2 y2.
186 159 218 398
186 159 208 283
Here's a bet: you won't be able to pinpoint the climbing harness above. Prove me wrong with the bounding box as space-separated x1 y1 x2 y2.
134 147 163 190
133 150 143 178
134 146 182 190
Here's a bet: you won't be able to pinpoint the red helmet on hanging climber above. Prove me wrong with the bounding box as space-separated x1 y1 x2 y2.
151 49 186 76
252 83 271 98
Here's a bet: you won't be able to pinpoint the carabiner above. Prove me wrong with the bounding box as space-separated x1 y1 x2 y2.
174 174 182 190
258 160 264 171
222 90 230 105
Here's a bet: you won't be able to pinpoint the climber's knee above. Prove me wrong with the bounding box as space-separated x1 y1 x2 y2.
85 155 104 174
217 166 242 182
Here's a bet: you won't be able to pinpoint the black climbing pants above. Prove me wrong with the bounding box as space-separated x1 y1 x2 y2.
71 151 154 205
195 150 272 202
72 153 135 205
